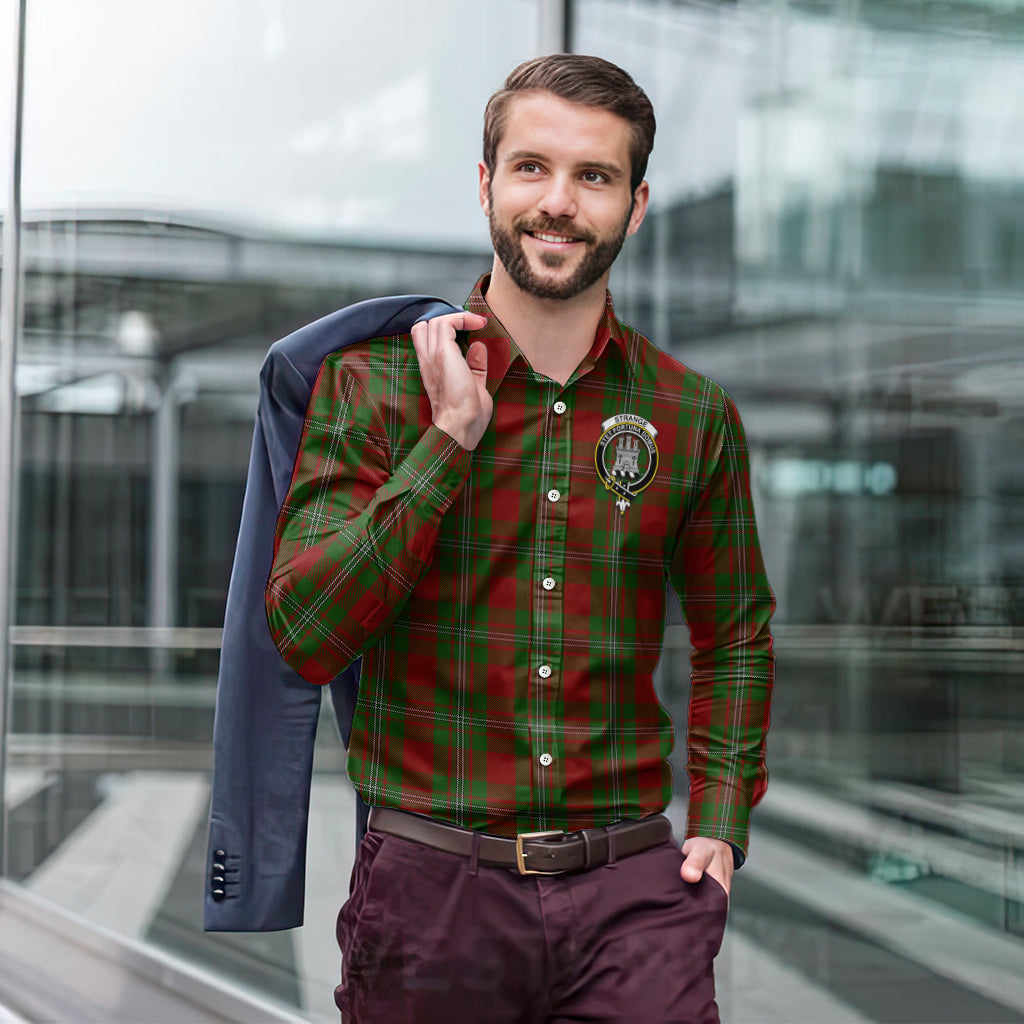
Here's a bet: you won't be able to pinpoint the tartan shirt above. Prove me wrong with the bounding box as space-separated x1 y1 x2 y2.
266 273 775 861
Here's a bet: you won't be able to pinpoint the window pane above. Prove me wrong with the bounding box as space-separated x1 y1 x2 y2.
575 1 1024 1020
10 2 538 1019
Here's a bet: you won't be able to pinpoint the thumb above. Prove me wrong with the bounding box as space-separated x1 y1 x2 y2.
680 843 710 883
680 856 705 882
466 340 488 377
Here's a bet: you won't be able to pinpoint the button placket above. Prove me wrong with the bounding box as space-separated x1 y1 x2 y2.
529 387 571 815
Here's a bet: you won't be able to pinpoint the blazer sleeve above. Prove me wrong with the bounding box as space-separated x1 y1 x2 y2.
204 393 324 931
204 296 459 932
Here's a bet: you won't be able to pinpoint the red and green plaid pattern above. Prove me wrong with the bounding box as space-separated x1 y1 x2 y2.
267 274 775 855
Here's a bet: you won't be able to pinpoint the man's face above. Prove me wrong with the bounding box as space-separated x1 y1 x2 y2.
480 92 649 301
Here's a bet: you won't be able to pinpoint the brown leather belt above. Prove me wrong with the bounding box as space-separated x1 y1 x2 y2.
367 807 673 876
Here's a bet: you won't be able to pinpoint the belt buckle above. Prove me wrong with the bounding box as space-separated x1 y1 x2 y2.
515 830 565 875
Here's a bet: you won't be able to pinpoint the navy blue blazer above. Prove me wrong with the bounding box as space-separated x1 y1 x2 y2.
204 294 460 932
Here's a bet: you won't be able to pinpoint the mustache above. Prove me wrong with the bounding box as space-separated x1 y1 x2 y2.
514 217 595 244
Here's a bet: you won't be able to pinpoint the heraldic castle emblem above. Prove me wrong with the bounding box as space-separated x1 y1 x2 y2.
594 413 659 513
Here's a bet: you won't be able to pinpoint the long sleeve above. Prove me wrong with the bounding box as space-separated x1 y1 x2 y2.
668 381 776 860
266 356 471 685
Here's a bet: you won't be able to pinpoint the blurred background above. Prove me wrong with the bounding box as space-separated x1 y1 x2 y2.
0 0 1023 1021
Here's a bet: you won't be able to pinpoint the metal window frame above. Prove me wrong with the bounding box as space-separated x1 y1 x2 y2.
538 0 574 52
0 0 27 881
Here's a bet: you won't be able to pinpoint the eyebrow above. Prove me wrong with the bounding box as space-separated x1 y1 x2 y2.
503 150 626 182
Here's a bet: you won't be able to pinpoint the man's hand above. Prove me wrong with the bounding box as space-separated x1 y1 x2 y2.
411 311 491 451
680 836 734 897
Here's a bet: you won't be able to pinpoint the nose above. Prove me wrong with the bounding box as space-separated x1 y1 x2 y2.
536 174 578 220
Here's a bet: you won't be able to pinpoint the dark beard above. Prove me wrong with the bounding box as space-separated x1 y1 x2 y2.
487 188 631 301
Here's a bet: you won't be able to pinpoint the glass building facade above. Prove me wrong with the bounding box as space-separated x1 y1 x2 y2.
1 1 1023 1020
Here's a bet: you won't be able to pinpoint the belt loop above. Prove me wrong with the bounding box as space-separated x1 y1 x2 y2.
468 830 480 877
581 829 593 870
606 827 618 869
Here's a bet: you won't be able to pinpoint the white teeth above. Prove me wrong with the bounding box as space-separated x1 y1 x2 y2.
533 232 575 243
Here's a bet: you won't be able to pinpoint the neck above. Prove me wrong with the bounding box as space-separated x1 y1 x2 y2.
484 258 608 387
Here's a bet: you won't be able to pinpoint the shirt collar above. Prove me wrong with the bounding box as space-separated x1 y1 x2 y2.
462 273 631 394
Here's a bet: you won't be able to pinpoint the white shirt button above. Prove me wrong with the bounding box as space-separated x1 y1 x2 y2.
542 577 556 591
539 753 553 767
538 664 552 679
547 489 560 503
553 401 567 415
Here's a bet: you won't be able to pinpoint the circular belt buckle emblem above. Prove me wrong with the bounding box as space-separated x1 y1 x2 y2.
595 413 659 514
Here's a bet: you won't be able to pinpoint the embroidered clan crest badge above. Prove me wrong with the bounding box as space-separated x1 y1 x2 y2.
594 414 659 513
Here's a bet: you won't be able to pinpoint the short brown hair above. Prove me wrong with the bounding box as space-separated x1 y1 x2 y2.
483 54 656 194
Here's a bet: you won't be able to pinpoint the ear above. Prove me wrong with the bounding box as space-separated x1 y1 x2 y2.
478 161 491 216
625 180 650 237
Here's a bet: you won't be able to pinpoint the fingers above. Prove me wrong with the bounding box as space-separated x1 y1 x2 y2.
411 311 487 351
412 311 489 389
410 310 494 451
460 311 488 331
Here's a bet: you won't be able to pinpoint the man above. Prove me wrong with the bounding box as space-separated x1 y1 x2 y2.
266 54 775 1023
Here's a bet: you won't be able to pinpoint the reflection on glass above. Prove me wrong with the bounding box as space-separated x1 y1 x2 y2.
7 1 537 1019
0 0 12 215
580 0 1024 1021
6 0 1024 1020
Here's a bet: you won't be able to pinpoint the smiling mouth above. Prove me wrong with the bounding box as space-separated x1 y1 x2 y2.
527 231 581 244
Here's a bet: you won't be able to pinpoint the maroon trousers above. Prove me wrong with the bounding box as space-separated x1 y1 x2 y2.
335 825 729 1023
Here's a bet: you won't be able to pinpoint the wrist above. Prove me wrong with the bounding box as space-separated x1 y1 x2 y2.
433 415 475 451
432 413 479 450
